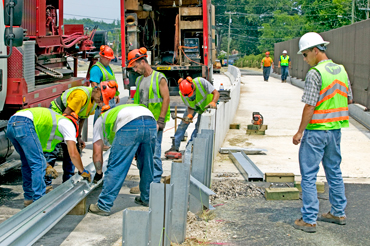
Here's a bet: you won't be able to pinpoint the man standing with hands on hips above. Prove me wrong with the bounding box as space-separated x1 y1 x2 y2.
293 32 352 233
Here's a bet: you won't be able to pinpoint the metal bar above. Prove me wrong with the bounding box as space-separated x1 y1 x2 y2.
0 159 21 176
228 151 264 181
191 137 208 185
183 141 192 165
170 161 191 243
149 183 173 246
219 147 267 155
198 130 214 187
0 150 110 246
122 210 150 246
188 175 215 214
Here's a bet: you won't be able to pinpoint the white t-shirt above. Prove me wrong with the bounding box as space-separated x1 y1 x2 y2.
13 111 77 143
93 106 154 143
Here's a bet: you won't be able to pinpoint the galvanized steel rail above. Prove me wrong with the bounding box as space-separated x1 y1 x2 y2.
0 150 110 246
229 151 264 181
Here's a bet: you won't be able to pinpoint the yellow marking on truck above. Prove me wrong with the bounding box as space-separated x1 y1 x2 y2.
157 67 171 70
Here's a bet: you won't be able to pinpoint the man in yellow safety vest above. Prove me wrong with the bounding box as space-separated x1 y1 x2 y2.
292 32 353 233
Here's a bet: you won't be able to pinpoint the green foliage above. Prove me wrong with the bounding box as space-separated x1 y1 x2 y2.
212 0 367 61
234 53 273 68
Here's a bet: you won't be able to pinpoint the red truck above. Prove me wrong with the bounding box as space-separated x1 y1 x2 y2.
119 0 216 95
0 0 98 166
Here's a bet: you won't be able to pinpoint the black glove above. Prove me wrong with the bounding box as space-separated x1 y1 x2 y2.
157 117 166 131
93 173 103 184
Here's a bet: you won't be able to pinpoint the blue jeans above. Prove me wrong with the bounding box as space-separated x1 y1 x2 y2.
281 66 289 81
172 109 201 150
263 66 271 81
94 98 116 124
6 116 46 201
299 129 347 224
153 129 163 183
98 116 157 212
44 142 80 185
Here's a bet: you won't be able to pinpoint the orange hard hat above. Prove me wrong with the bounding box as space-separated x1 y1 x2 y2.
127 47 148 68
265 51 270 55
99 45 115 60
101 80 118 105
178 77 195 97
63 112 79 138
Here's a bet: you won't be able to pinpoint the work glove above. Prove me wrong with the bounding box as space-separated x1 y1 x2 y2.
205 101 217 109
157 117 166 131
45 164 58 179
182 114 194 124
78 169 91 182
93 173 103 184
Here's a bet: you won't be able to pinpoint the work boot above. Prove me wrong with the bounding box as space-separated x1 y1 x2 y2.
165 146 178 154
130 185 140 194
46 186 53 194
24 200 33 207
318 212 346 225
88 203 109 216
134 196 149 207
293 218 316 233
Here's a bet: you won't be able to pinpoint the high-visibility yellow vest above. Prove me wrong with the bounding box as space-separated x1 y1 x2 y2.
134 71 170 122
100 104 144 144
280 55 290 66
51 86 97 119
306 60 349 130
179 78 213 114
18 108 66 152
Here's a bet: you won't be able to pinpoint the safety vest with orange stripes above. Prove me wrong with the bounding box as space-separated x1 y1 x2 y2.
306 60 349 130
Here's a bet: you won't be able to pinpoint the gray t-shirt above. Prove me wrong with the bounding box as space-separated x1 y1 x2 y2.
136 70 168 107
183 77 215 101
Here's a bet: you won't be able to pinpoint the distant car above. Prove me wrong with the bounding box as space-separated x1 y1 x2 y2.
111 56 118 62
118 56 122 60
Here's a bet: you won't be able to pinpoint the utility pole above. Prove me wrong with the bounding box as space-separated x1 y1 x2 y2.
367 0 369 19
352 0 355 24
225 12 235 66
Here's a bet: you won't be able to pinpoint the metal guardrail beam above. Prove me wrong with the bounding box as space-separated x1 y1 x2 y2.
219 147 267 155
189 175 215 214
0 159 21 176
229 151 264 181
0 150 110 246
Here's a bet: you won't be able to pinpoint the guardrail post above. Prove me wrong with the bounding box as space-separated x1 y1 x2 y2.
122 209 151 246
170 161 191 243
149 183 174 246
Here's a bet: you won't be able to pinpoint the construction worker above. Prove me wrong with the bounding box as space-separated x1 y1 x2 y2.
6 108 91 207
166 77 220 153
261 51 274 82
89 45 120 123
278 50 291 83
88 104 157 215
292 32 353 233
44 83 117 192
127 47 170 193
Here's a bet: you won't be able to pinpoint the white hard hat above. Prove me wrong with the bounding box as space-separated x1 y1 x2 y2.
297 32 329 54
282 50 287 54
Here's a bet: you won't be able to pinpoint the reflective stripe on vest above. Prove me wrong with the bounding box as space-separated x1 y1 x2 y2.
61 87 97 118
18 108 65 152
280 55 289 66
134 71 171 122
306 61 349 129
180 78 213 114
48 110 64 149
94 61 116 82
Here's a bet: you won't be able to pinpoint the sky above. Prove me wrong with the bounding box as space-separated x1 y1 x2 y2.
64 0 121 22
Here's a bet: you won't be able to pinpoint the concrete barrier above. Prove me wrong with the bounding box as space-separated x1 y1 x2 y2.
199 65 241 159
